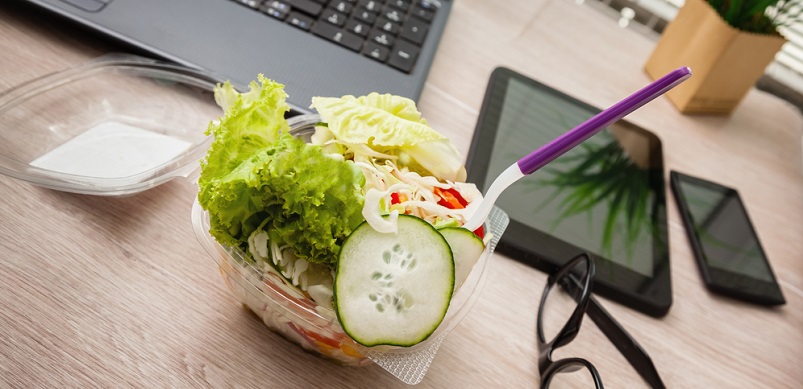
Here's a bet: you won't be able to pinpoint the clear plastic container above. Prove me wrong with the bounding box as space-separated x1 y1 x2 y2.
192 115 510 385
0 54 221 196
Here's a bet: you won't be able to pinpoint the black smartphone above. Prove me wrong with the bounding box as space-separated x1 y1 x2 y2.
669 171 785 306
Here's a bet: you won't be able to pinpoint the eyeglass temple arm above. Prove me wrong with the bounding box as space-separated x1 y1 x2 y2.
585 295 667 389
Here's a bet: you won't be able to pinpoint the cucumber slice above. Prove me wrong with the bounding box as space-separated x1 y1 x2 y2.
334 214 454 347
439 227 486 292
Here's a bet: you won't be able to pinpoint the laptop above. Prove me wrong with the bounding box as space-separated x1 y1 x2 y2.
20 0 453 114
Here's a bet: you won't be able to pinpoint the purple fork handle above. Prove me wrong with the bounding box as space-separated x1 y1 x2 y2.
517 66 692 175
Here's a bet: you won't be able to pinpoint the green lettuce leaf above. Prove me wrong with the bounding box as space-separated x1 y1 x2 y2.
257 134 365 267
200 75 290 185
198 77 365 267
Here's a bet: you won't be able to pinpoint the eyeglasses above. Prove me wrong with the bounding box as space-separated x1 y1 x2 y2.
536 253 666 388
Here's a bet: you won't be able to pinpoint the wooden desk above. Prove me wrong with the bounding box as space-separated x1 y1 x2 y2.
2 1 801 387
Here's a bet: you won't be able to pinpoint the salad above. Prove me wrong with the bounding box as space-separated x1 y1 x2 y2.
198 75 489 361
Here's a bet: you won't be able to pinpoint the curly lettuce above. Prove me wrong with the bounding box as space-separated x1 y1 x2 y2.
198 76 365 268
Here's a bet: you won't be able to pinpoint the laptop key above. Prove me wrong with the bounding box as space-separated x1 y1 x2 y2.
261 1 290 20
399 16 428 44
358 0 382 13
286 0 323 16
287 11 314 30
411 6 434 22
418 0 437 10
375 17 400 35
321 9 347 26
386 0 410 11
235 0 262 9
388 40 419 73
381 6 403 23
312 22 363 52
368 30 395 47
362 41 390 62
330 0 353 14
346 19 371 37
353 9 376 24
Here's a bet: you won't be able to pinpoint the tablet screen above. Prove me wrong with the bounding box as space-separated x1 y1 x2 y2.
466 68 672 316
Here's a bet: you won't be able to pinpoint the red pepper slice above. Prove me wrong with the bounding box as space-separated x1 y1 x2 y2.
473 225 485 239
434 187 468 209
288 322 344 349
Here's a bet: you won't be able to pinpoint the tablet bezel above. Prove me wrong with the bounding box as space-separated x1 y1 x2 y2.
465 67 672 317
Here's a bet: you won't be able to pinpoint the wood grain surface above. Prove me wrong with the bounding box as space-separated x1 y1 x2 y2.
1 1 801 388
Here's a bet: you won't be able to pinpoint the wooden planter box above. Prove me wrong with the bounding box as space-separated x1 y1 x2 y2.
644 0 787 114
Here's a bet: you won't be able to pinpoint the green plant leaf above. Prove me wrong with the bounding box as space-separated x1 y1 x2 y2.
707 0 800 33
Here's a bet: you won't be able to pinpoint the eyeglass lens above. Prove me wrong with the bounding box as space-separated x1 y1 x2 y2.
544 362 598 388
539 257 600 388
540 259 589 343
541 277 580 343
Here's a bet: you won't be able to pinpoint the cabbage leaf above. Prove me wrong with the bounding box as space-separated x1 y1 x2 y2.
311 93 466 182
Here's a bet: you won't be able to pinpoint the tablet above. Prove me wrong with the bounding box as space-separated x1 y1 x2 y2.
466 67 672 317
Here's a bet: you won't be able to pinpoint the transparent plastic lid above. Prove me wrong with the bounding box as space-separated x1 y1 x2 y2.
0 54 222 196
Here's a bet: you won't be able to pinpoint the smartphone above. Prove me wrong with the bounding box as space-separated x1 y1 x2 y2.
669 171 785 306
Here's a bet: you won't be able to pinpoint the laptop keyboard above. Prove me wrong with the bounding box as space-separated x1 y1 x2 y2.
232 0 438 74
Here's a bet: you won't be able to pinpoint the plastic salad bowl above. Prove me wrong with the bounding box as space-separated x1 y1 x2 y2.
192 114 510 385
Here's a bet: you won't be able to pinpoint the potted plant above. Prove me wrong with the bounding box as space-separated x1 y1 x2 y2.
644 0 800 114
